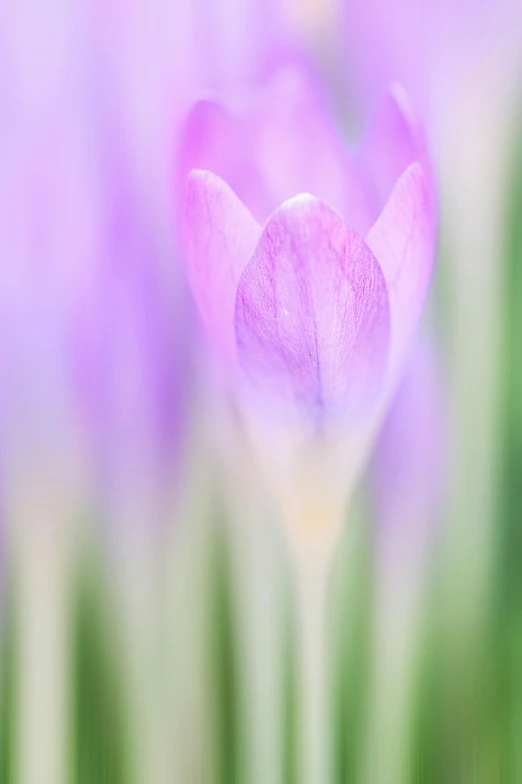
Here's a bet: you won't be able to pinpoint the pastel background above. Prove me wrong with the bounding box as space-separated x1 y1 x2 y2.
1 0 521 782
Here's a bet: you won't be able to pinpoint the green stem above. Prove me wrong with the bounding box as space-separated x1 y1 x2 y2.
297 560 330 784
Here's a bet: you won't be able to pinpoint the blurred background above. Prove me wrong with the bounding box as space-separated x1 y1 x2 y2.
1 0 522 781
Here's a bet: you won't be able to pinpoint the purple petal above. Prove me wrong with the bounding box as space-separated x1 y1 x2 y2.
254 65 374 232
71 139 191 521
359 85 429 215
235 195 390 425
366 162 436 380
178 64 375 231
342 0 430 117
184 169 261 367
178 100 271 222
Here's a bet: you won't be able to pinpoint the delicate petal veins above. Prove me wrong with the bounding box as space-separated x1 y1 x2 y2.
235 195 390 424
184 170 261 366
366 162 436 380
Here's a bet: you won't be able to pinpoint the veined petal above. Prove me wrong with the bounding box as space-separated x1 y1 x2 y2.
366 162 436 379
184 170 261 366
235 195 390 425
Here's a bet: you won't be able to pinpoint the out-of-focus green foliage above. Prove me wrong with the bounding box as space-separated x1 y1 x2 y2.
0 582 15 783
208 521 243 784
72 557 128 783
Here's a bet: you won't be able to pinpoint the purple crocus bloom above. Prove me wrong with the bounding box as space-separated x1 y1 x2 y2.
180 64 437 549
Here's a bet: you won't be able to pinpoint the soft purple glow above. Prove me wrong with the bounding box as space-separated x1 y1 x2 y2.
181 65 436 436
235 195 389 423
179 65 375 230
366 162 435 377
184 170 261 369
374 336 445 566
0 11 191 533
342 0 522 127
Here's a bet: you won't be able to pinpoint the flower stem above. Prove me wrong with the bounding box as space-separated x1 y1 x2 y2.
15 520 72 784
296 558 330 784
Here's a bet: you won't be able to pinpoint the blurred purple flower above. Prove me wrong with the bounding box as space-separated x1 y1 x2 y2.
74 132 190 530
373 336 445 573
0 110 95 506
0 2 191 533
342 0 522 130
181 66 436 434
178 65 437 547
365 336 446 782
90 0 292 223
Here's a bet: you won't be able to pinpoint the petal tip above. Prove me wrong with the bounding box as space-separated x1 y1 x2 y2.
185 169 241 209
187 167 219 183
387 83 417 126
280 192 318 209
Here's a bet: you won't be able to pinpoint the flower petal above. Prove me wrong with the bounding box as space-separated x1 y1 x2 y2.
235 195 390 425
359 85 428 214
255 65 374 232
179 100 270 221
178 65 375 231
184 169 261 366
366 162 436 379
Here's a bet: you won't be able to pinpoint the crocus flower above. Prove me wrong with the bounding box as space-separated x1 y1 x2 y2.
180 64 436 559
